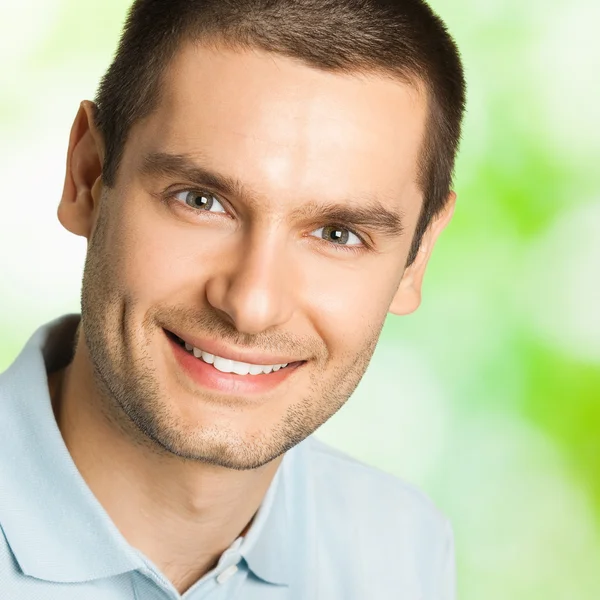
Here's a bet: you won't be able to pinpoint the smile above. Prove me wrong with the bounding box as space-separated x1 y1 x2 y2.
164 329 302 395
178 339 289 376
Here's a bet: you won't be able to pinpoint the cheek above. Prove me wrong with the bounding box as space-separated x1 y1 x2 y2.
114 198 203 303
298 258 396 354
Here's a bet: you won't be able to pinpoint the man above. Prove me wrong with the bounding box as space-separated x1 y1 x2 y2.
0 0 465 598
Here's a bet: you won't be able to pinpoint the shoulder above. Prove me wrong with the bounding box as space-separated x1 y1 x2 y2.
301 436 454 599
306 435 448 529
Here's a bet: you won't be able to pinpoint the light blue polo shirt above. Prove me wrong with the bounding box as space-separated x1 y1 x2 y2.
0 315 455 599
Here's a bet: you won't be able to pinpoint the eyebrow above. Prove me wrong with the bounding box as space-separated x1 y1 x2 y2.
140 151 405 239
141 151 252 202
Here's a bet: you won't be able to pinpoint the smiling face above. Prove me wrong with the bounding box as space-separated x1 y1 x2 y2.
64 43 452 470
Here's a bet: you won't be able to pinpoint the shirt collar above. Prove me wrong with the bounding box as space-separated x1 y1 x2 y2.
241 433 315 588
0 315 306 585
239 455 289 585
0 315 142 582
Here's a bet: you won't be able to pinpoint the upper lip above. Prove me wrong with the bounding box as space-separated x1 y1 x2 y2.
165 327 304 366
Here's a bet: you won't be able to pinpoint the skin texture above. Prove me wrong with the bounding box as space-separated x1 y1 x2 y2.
52 43 455 592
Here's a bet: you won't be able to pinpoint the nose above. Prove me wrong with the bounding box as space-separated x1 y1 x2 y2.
204 232 296 335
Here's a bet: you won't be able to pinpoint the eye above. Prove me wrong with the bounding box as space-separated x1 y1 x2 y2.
310 225 363 247
173 190 226 213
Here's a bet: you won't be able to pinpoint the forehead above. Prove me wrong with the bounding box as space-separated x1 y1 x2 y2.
132 43 428 213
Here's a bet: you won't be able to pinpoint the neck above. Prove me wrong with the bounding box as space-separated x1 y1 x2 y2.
49 333 282 594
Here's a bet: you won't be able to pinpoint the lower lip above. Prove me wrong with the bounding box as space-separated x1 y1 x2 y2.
165 330 301 395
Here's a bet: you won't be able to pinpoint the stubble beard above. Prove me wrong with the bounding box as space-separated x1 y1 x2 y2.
80 201 383 470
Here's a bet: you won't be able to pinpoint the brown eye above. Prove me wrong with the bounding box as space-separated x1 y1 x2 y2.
311 225 362 247
174 190 226 213
322 226 349 244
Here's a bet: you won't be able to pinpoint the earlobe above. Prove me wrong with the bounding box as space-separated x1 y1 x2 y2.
388 192 456 316
57 100 105 239
388 264 422 316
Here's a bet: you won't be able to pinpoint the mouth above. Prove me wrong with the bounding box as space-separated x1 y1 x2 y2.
164 329 303 377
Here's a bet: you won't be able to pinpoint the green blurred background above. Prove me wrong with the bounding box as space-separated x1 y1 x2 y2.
1 0 599 597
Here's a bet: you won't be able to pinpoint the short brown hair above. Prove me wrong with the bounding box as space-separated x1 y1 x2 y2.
94 0 466 265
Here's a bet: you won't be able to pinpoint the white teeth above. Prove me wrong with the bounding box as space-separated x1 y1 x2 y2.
181 341 291 375
201 351 214 364
213 356 233 373
231 361 251 376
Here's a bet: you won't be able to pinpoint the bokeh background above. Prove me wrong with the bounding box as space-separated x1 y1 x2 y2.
1 0 599 597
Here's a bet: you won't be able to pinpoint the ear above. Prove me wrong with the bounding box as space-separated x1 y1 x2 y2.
57 100 105 239
389 191 456 316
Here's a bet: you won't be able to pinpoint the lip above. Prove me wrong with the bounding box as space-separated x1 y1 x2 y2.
164 327 303 366
164 330 303 395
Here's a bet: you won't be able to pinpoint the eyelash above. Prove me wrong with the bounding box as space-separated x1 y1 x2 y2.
307 227 369 255
161 188 233 219
160 187 370 254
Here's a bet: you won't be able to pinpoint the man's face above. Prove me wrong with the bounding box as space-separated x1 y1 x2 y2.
79 44 430 469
